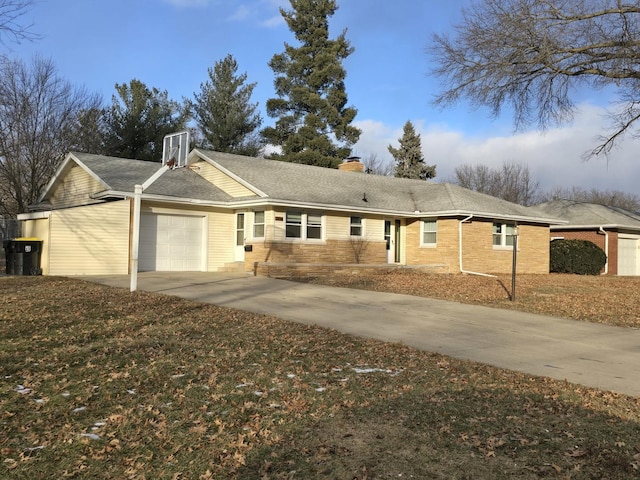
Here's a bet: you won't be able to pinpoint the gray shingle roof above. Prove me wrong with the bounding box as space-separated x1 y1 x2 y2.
532 199 640 230
54 151 559 224
195 149 556 222
73 152 233 202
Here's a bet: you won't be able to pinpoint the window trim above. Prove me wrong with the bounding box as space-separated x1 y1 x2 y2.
420 218 437 247
306 213 323 240
252 210 265 239
493 222 515 249
284 211 325 241
350 216 364 237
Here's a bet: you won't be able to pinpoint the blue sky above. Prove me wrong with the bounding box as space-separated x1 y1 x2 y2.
8 0 640 196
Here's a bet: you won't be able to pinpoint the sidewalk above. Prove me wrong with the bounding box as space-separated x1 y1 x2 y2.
83 272 640 397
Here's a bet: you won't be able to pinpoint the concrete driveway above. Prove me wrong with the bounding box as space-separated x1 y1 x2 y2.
82 272 640 397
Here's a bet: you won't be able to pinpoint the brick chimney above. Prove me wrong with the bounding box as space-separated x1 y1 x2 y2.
338 156 364 172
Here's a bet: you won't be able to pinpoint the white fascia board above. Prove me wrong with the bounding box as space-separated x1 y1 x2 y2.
234 199 420 217
481 213 568 225
93 190 230 207
17 211 51 220
189 149 268 198
550 223 633 230
228 202 562 224
90 189 566 225
37 152 111 203
407 210 567 225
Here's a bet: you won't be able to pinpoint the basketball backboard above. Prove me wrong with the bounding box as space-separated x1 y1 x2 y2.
162 131 190 168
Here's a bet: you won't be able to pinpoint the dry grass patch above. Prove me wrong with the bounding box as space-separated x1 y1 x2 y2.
1 276 639 479
295 272 640 328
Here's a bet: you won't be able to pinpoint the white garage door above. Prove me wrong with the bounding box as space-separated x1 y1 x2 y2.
618 237 639 276
139 214 204 272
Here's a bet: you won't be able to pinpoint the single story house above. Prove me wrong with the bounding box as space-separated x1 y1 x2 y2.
533 199 640 276
18 149 561 276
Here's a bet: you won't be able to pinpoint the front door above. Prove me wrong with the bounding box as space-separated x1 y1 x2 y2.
235 213 245 261
394 219 402 263
385 219 402 263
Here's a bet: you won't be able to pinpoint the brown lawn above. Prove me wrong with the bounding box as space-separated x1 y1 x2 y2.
1 275 639 479
290 272 640 328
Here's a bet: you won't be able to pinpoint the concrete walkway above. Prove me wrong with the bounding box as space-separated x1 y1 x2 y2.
81 272 640 397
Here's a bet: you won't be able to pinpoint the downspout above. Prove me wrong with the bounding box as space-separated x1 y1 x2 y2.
459 214 497 278
599 227 609 275
130 165 170 292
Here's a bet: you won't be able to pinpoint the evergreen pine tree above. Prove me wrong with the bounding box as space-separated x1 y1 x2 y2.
103 79 188 161
388 121 436 180
261 0 361 168
191 54 262 157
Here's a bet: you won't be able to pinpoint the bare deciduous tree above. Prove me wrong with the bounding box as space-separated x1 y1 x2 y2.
431 0 640 157
450 161 541 206
0 56 102 216
539 186 640 211
0 0 37 45
363 153 393 176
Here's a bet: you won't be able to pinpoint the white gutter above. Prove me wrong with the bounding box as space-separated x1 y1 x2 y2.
130 165 170 292
459 214 497 278
599 226 609 275
17 211 51 220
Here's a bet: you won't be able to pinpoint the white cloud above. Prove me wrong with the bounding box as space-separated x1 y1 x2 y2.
353 105 640 195
225 0 286 27
261 14 285 27
228 5 252 21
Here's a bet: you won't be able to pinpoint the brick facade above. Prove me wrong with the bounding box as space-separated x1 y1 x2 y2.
404 218 549 274
439 219 549 274
551 229 617 275
245 238 387 270
246 216 550 275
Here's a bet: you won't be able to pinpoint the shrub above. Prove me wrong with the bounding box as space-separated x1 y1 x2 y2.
550 239 607 275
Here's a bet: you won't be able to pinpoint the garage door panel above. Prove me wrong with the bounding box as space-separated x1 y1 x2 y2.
140 213 204 272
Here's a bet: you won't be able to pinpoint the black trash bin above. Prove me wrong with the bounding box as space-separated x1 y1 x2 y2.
4 238 42 275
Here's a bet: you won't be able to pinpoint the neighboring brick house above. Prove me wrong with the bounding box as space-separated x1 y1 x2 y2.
17 149 560 276
533 200 640 275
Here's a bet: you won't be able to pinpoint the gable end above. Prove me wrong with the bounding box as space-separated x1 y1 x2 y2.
192 160 258 198
48 163 107 209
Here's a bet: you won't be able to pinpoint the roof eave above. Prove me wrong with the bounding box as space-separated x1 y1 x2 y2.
91 190 564 224
550 223 640 230
93 190 231 207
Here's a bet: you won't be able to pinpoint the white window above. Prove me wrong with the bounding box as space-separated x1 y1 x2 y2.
286 212 302 238
350 216 363 237
307 214 322 239
285 211 323 240
493 223 515 247
421 219 437 245
253 211 265 238
236 213 245 246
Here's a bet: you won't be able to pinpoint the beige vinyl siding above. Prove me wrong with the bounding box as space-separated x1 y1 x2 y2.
207 209 235 269
193 160 256 198
48 201 130 275
270 209 287 242
21 217 51 275
325 214 349 239
50 164 105 209
325 213 385 241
